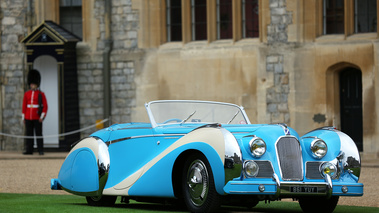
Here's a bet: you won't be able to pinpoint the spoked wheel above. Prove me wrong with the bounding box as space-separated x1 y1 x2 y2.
182 153 220 213
298 196 339 213
86 195 117 206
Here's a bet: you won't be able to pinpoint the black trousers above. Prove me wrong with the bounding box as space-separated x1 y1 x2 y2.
24 119 44 153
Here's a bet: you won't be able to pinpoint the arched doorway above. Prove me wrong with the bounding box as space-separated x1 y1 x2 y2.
339 68 363 151
33 55 59 148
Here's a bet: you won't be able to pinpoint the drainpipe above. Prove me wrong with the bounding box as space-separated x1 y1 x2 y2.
27 0 33 33
103 0 112 127
0 5 2 150
24 0 33 91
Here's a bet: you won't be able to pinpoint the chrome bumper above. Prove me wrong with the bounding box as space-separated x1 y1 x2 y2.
51 178 62 190
223 174 363 197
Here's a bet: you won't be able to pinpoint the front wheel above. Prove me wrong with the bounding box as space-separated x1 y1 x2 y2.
86 195 117 206
299 196 339 213
182 153 221 213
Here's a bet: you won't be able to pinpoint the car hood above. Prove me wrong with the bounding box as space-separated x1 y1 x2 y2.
224 124 300 141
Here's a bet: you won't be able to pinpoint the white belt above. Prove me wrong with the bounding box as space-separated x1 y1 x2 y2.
27 104 39 108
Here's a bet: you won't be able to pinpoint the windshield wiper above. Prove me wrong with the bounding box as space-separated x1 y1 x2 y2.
227 110 240 124
181 110 196 124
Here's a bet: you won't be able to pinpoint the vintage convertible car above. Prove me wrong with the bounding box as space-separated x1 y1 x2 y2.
51 100 363 213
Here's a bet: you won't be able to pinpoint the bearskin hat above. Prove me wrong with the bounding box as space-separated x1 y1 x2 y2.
27 69 41 86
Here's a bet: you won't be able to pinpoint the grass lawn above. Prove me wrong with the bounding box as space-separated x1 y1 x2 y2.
0 193 378 213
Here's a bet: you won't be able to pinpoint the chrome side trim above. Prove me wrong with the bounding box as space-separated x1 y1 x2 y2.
230 182 277 186
119 127 152 130
190 123 221 132
107 134 185 145
156 134 186 137
228 191 275 194
303 126 337 135
242 134 256 138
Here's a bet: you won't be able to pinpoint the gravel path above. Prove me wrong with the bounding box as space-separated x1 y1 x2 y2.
0 158 377 208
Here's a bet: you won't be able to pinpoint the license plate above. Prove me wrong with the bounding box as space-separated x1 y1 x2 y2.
290 186 318 193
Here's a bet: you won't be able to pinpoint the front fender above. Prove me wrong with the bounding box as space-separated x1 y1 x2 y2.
301 128 341 161
183 127 242 193
105 126 242 197
335 131 361 179
127 142 224 197
220 128 243 183
172 126 242 194
302 127 361 181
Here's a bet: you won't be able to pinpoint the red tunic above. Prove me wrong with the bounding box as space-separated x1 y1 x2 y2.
22 89 48 120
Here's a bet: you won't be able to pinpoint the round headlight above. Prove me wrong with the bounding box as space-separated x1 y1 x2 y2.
243 160 259 177
310 139 327 159
250 137 266 157
320 162 337 179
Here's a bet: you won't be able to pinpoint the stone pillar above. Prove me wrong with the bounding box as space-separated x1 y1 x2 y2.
266 0 292 124
0 1 28 150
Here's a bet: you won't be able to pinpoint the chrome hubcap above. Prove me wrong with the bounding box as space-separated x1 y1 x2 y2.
90 196 101 201
186 159 209 206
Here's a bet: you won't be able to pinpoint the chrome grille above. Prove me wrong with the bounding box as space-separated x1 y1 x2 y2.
256 161 274 178
306 162 323 179
276 137 303 180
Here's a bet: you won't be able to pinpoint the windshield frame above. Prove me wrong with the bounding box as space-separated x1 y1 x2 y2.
145 100 251 128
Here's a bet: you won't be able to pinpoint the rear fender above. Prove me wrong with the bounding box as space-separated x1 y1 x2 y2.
58 137 110 196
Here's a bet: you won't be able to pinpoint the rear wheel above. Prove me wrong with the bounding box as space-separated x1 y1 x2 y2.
298 196 339 213
86 195 117 206
182 153 221 213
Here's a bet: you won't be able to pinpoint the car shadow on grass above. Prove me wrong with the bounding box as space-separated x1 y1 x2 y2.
72 202 302 213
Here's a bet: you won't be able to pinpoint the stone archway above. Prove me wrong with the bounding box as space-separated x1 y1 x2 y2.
326 63 363 151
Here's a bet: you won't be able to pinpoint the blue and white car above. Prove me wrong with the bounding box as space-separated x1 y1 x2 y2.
51 100 363 213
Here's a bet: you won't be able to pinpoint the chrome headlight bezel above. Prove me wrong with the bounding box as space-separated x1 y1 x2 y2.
310 139 328 159
249 137 266 158
243 160 259 178
320 162 338 179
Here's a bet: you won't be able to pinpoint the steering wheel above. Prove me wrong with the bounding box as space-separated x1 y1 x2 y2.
163 118 182 124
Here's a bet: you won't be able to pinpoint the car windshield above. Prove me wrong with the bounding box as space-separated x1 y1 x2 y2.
146 100 249 127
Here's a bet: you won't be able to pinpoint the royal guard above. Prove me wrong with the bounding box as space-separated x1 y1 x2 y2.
22 69 48 155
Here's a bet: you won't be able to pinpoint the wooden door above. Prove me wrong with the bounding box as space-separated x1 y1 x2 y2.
340 68 363 151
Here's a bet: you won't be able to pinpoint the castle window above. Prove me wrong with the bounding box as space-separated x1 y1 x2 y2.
59 0 82 39
217 0 233 39
323 0 344 34
242 0 259 38
167 0 182 42
355 0 377 33
191 0 207 40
